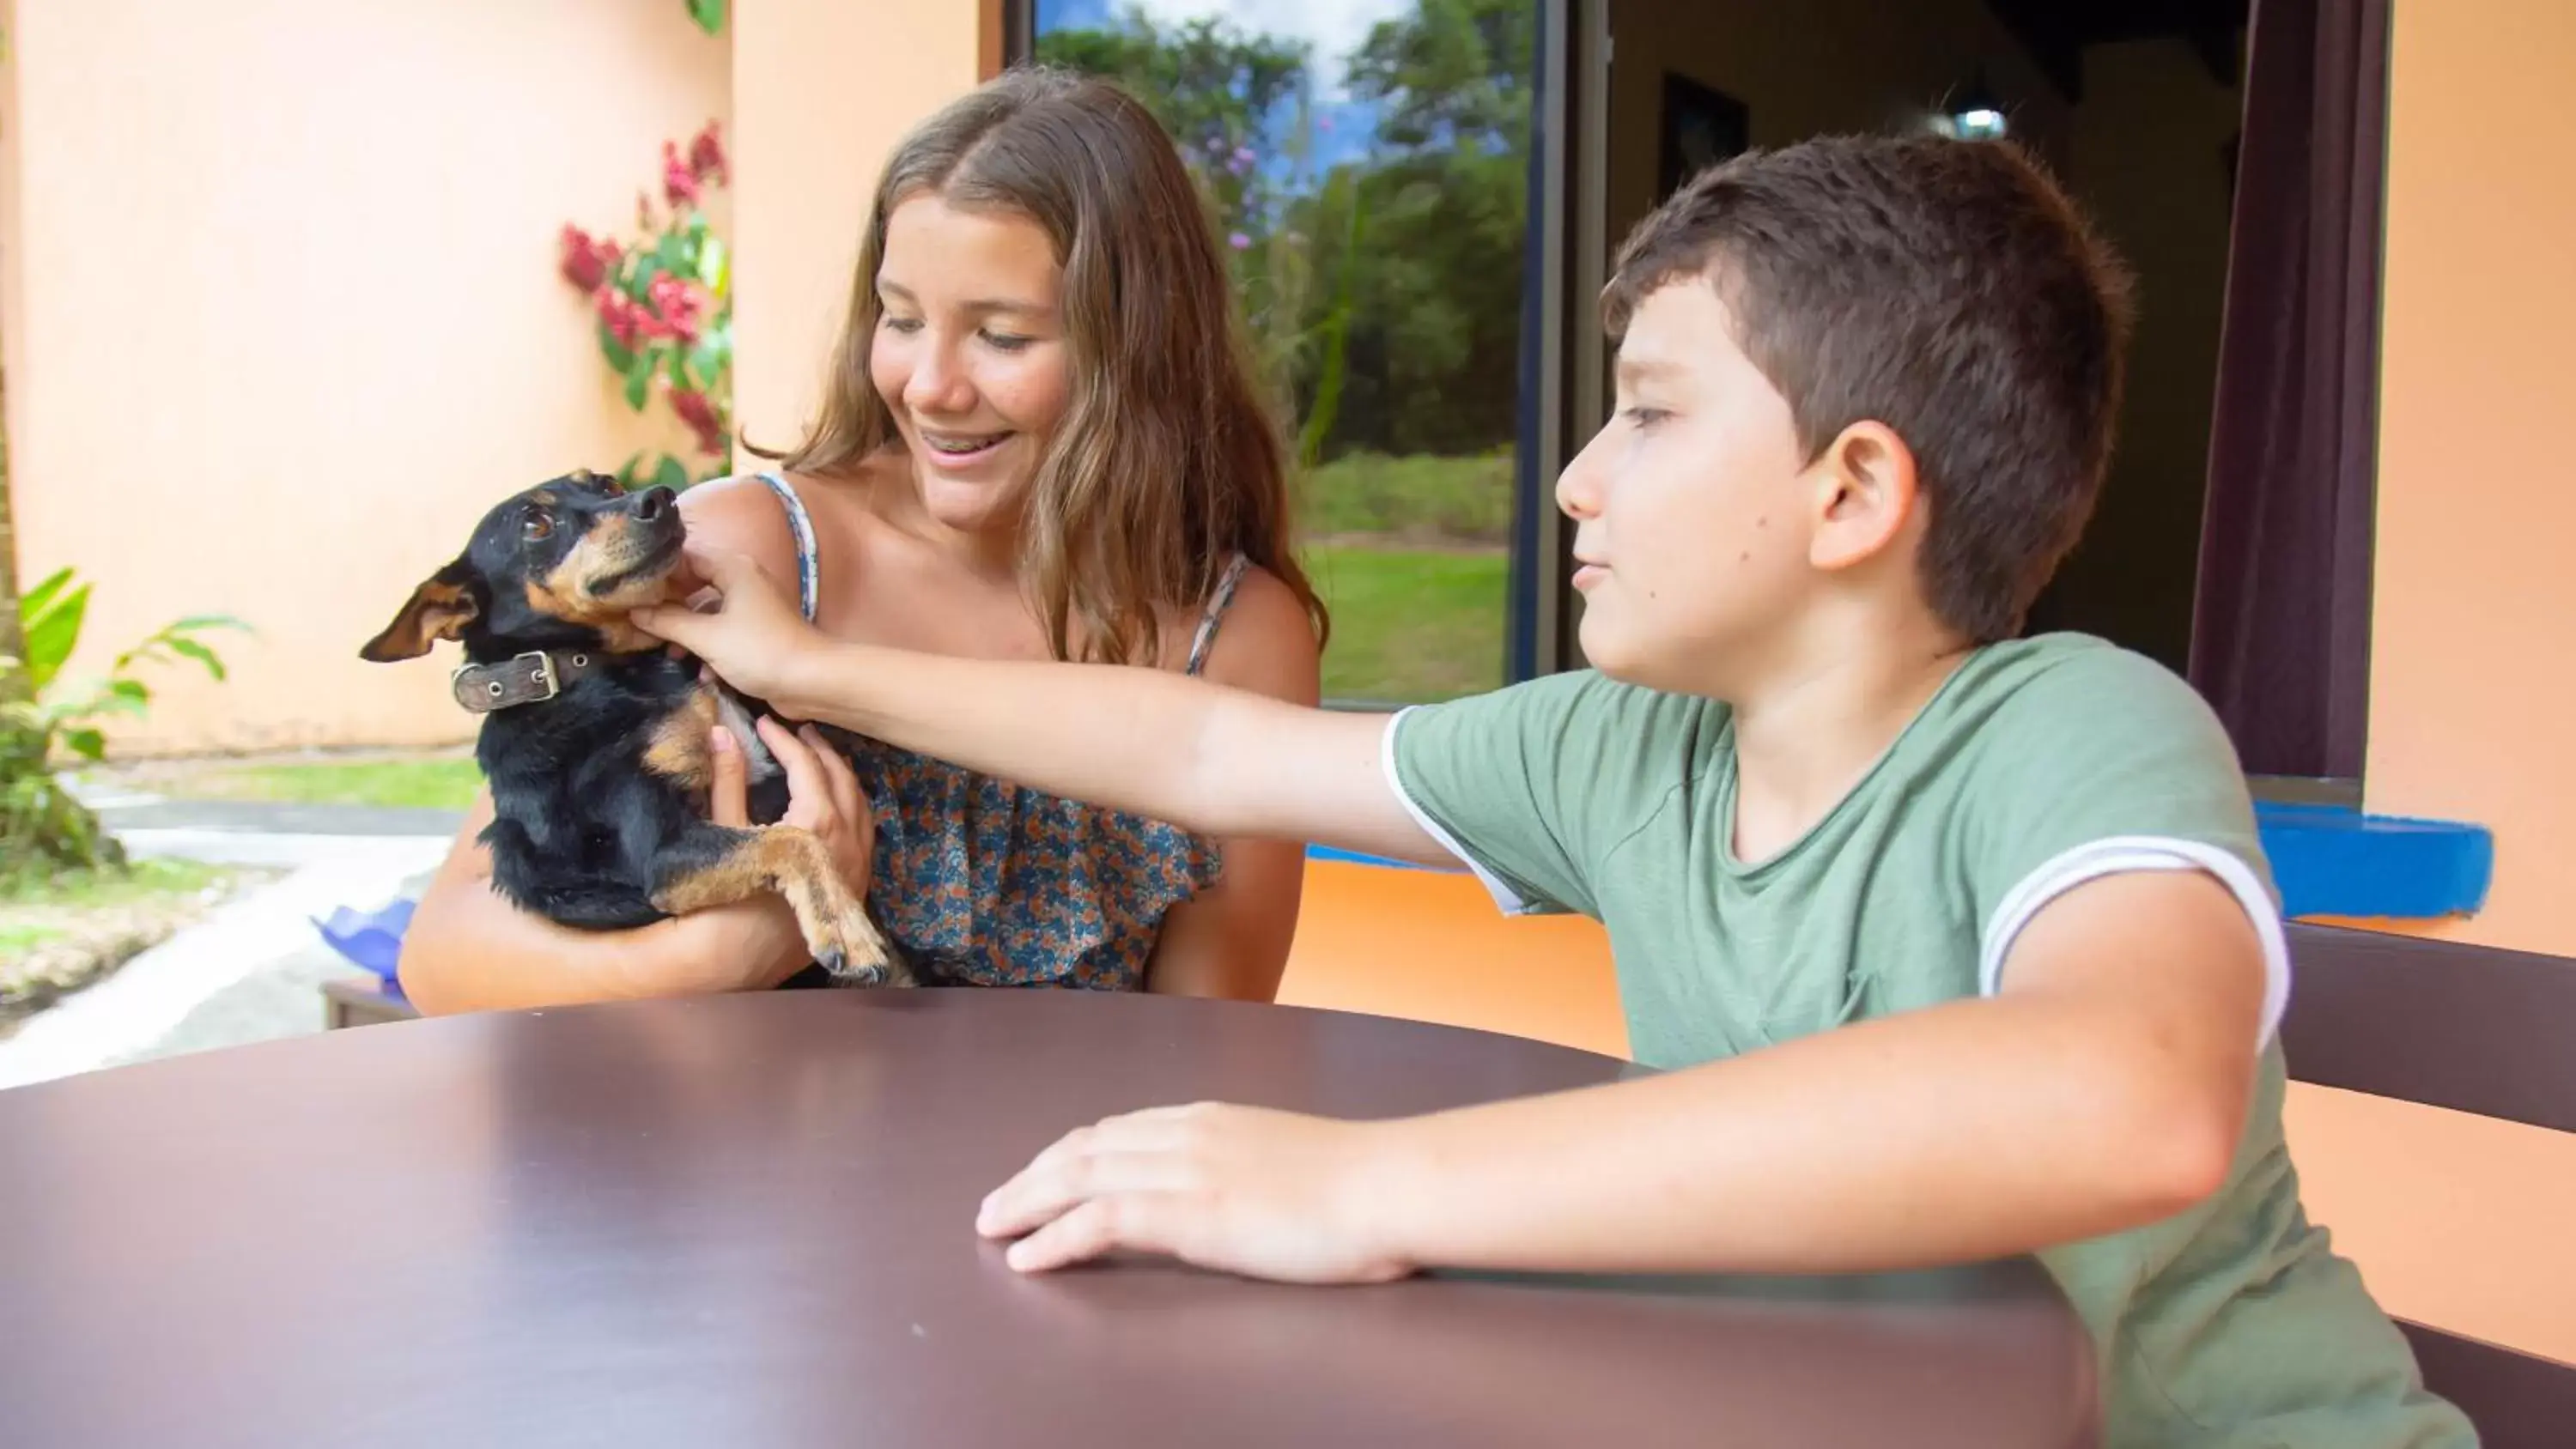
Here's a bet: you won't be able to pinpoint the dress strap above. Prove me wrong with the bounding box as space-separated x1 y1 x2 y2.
751 471 822 624
1184 553 1251 677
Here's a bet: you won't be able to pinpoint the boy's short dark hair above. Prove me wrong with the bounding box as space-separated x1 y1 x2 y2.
1603 135 2135 644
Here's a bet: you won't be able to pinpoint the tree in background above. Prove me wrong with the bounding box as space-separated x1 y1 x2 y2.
1038 0 1533 474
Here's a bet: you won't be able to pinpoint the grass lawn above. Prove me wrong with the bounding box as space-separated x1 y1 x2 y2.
1302 450 1513 546
2 858 273 1024
161 756 486 810
1305 543 1508 703
1 856 236 912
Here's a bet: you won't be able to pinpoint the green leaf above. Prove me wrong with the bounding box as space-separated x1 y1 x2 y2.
623 351 655 411
21 577 90 692
685 334 726 389
687 0 726 35
166 614 251 636
85 691 149 722
652 454 690 495
697 233 728 293
63 728 106 761
616 451 647 490
20 567 72 619
597 318 638 375
162 636 228 682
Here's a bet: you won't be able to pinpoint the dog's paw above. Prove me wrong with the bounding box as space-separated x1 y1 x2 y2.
810 901 914 988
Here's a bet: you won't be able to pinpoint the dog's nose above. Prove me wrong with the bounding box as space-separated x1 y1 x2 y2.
633 486 675 522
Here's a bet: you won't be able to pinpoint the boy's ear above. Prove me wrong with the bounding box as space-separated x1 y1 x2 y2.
360 558 480 662
1807 421 1921 573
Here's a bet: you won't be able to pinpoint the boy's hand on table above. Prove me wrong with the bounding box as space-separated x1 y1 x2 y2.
976 1103 1417 1284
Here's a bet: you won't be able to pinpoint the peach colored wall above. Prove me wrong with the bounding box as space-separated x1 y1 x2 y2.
2283 1084 2576 1364
728 0 980 464
2365 0 2576 955
0 0 726 755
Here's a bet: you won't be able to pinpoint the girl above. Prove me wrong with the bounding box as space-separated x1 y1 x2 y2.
395 67 1326 1011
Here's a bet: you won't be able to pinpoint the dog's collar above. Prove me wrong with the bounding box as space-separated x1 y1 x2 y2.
450 648 606 713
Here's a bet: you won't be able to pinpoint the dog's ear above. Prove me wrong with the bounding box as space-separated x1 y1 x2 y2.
360 558 480 662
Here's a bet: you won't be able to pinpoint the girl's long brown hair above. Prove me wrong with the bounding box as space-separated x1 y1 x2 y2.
760 65 1326 667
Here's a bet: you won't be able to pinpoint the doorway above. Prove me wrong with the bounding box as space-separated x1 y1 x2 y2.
1557 0 2251 678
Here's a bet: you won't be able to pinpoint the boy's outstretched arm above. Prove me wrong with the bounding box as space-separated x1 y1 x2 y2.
974 866 2266 1281
631 543 1450 869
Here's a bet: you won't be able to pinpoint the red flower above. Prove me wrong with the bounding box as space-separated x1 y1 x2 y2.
669 386 726 457
646 274 705 345
662 141 702 210
558 225 610 293
597 288 652 350
687 121 729 187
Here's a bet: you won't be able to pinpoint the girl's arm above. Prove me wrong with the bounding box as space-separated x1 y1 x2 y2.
1139 568 1322 1001
398 773 813 1015
635 543 1451 869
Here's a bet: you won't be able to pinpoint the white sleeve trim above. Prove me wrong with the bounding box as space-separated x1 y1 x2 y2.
1978 835 2292 1052
1380 707 1533 915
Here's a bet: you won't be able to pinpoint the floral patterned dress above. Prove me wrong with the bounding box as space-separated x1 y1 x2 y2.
754 471 1245 990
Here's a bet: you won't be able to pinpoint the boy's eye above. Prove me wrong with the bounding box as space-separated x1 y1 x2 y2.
881 314 924 335
1623 406 1671 428
982 330 1033 353
523 512 555 543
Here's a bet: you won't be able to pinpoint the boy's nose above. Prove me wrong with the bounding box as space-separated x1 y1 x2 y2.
1556 436 1607 519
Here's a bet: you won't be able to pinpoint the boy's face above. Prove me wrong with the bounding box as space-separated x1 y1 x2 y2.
1558 276 1815 694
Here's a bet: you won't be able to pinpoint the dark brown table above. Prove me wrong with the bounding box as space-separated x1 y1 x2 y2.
0 990 2099 1447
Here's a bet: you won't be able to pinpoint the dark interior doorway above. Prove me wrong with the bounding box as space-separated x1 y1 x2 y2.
1583 0 2252 679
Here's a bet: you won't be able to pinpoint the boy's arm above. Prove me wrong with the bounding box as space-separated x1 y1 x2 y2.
639 543 1451 867
975 863 2265 1279
809 640 1443 864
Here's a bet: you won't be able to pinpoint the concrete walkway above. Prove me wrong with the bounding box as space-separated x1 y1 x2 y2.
0 791 463 1091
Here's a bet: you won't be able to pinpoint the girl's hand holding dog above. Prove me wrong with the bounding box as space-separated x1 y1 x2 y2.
635 543 827 710
709 716 878 899
665 716 878 993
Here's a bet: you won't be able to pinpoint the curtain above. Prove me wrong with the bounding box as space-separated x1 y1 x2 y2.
2186 0 2391 780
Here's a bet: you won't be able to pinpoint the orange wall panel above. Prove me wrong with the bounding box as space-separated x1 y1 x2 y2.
2365 0 2576 955
1276 860 1626 1060
2284 1085 2576 1363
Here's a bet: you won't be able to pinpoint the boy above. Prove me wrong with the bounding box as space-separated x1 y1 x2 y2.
638 135 2474 1446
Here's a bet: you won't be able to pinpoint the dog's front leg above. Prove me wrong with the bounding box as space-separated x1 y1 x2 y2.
649 822 913 987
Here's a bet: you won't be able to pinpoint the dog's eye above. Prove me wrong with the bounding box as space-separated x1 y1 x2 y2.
522 512 555 543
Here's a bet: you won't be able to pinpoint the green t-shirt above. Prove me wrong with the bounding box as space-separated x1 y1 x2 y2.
1388 633 2473 1449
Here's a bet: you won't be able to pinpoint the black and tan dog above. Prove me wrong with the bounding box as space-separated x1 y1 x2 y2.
361 470 907 986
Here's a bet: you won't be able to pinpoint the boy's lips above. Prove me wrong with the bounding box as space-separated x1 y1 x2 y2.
1571 559 1609 591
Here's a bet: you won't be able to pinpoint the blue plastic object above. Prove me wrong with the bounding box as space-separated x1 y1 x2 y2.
311 898 416 984
2251 801 2493 921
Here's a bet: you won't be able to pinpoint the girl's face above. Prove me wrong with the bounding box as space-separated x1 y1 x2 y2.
870 193 1073 536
